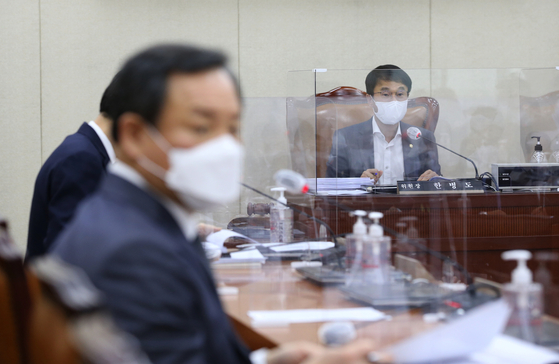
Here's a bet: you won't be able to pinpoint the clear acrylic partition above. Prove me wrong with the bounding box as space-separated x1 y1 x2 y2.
212 68 559 352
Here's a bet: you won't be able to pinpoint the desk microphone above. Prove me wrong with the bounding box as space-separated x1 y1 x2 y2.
275 169 473 284
405 126 480 179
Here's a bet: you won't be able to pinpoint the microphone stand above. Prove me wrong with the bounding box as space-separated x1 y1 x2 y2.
418 134 480 180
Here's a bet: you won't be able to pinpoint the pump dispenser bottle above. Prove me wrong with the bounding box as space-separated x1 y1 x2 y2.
502 250 543 343
551 136 559 163
530 136 547 163
357 212 391 285
269 187 293 243
345 210 367 286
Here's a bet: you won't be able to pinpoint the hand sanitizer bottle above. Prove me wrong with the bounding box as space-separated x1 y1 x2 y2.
502 250 543 343
345 210 367 286
550 136 559 163
269 187 292 243
361 212 391 285
530 136 547 163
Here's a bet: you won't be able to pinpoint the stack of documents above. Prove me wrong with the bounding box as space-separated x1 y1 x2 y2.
308 177 371 190
248 307 387 327
307 178 371 195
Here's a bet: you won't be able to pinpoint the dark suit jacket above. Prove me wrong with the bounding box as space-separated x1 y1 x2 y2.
26 123 110 261
326 119 441 179
51 174 251 364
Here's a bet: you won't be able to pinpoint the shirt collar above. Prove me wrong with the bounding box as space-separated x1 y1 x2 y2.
88 120 116 163
108 161 199 241
372 117 402 138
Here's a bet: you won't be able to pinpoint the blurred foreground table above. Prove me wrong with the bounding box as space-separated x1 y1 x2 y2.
215 261 437 350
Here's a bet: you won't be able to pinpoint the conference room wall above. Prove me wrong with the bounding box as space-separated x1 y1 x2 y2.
1 0 559 251
0 2 41 251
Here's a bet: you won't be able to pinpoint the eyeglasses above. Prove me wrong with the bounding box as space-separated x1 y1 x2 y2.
373 91 408 102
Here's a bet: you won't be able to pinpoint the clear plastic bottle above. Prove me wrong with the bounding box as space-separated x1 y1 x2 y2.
361 212 391 285
530 136 547 163
502 250 543 343
345 210 367 286
269 187 293 243
550 136 559 163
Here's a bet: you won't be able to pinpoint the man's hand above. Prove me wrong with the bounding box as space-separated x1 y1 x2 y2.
266 341 324 364
266 340 385 364
198 223 221 240
417 169 438 181
301 340 382 364
361 169 383 183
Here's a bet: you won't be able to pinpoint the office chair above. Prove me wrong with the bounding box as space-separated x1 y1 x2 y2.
312 86 440 178
0 217 29 364
0 217 151 364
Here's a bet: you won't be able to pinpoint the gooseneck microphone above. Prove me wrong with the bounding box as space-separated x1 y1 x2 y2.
405 126 480 179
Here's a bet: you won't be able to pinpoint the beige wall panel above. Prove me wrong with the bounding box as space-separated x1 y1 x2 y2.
40 0 239 159
431 0 559 68
0 2 41 251
431 1 559 177
239 0 431 97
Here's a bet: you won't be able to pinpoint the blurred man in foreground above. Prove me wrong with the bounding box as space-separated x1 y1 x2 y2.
51 44 375 364
326 65 441 184
26 85 116 261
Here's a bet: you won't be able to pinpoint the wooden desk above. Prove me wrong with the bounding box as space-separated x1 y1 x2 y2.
288 191 559 317
215 262 436 351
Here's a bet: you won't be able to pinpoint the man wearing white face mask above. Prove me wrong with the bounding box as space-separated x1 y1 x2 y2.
326 65 441 184
51 45 375 364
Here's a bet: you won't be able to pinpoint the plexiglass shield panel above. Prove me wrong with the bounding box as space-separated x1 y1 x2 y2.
211 68 559 355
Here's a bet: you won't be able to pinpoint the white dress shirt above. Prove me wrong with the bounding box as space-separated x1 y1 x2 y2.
88 120 116 164
108 161 199 241
372 117 405 185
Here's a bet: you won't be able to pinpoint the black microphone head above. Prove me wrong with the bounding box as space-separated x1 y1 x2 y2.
405 126 422 141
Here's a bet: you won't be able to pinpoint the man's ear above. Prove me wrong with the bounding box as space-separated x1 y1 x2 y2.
366 94 378 114
118 112 148 160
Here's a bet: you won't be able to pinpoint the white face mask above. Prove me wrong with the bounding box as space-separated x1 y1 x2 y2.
138 129 244 211
374 100 408 125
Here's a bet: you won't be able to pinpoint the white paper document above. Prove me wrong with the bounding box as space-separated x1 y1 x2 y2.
387 299 512 364
269 241 335 252
229 249 266 261
248 307 386 325
205 229 260 249
308 177 372 191
455 334 559 364
316 190 370 196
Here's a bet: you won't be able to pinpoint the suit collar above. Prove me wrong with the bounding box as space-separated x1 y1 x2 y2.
358 117 376 169
77 122 110 166
99 173 211 281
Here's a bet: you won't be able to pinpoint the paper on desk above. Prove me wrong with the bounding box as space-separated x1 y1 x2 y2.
229 249 266 261
308 177 371 191
248 307 386 326
452 334 559 364
386 299 511 364
315 190 369 196
270 241 334 252
205 230 260 250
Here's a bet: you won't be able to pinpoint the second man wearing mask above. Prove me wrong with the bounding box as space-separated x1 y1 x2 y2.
326 65 441 183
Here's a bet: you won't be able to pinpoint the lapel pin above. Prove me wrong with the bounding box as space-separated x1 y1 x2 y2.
409 144 413 148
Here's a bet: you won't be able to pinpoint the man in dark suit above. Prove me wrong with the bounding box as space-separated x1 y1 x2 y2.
326 65 441 183
26 85 116 261
51 44 374 364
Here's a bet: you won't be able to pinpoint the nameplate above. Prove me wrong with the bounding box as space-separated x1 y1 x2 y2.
397 179 484 195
